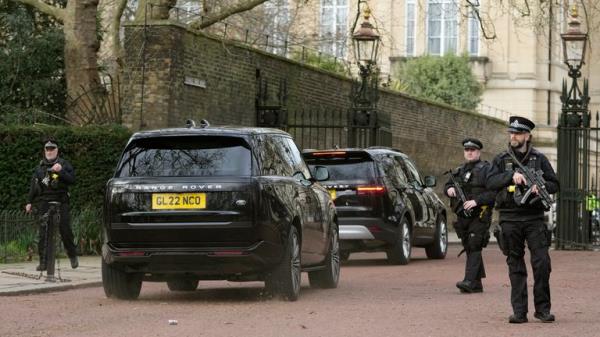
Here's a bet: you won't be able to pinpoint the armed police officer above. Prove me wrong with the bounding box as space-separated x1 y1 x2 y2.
25 138 79 271
444 138 495 293
486 116 558 324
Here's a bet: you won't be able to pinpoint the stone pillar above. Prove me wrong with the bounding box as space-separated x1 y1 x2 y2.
121 23 184 130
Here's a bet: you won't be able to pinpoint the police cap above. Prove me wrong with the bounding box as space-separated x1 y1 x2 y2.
508 116 535 133
462 138 483 150
43 137 58 149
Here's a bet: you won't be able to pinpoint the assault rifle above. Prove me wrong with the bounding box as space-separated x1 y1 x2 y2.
444 169 472 218
507 150 553 211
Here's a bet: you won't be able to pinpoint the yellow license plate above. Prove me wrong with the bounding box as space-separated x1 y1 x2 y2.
329 189 337 200
152 193 206 210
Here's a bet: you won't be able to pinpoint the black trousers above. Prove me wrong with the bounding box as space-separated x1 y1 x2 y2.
500 220 551 315
36 201 78 261
455 216 490 282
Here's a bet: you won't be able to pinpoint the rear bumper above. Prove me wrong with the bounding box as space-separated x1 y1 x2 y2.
338 217 397 245
102 240 283 277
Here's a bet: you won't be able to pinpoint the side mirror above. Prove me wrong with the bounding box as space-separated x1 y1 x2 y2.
313 166 330 182
424 176 436 188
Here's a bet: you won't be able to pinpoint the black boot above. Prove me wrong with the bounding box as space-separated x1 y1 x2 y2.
534 312 555 322
456 280 483 293
509 313 528 324
69 255 79 269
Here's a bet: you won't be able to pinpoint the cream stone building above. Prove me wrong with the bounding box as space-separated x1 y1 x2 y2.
172 0 599 163
260 0 600 164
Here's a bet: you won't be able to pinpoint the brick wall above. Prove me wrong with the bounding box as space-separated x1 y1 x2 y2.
121 21 509 194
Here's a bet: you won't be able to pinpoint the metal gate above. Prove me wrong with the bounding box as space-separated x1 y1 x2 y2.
284 107 391 150
254 73 391 150
556 77 600 249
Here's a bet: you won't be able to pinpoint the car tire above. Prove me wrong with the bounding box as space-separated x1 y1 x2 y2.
425 215 448 259
265 226 301 301
167 279 199 291
308 225 340 289
386 217 411 265
102 259 142 300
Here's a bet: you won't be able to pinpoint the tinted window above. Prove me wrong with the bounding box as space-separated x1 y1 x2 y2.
306 158 375 181
393 157 409 183
402 157 423 185
116 136 251 177
257 135 294 176
377 155 407 187
283 138 311 179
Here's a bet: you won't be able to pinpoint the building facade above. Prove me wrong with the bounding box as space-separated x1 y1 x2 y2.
269 0 599 165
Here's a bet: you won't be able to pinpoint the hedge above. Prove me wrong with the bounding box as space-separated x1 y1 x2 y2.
0 124 132 212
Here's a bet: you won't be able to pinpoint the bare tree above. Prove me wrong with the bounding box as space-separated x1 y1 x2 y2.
9 0 275 124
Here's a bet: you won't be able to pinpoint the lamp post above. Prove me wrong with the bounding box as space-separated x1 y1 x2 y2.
349 6 381 146
560 4 589 127
557 4 591 249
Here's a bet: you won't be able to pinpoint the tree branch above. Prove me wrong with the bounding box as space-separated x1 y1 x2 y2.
11 0 65 23
191 0 269 29
466 0 496 39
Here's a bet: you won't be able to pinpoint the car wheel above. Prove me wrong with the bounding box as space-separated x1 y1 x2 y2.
265 226 301 301
308 225 340 289
102 259 142 300
425 215 448 259
386 217 411 265
167 279 199 291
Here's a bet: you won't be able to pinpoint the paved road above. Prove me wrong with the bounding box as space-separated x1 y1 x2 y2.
2 245 599 337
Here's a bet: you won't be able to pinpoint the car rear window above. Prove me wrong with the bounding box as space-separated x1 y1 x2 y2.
116 136 251 177
305 153 376 181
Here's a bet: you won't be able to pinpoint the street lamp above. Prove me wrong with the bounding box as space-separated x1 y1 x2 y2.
559 4 590 127
561 5 588 76
352 7 380 76
556 4 591 249
349 5 381 140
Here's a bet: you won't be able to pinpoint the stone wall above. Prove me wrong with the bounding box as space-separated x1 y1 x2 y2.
122 21 508 184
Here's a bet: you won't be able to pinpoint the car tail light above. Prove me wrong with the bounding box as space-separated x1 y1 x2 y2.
356 186 386 195
367 225 382 233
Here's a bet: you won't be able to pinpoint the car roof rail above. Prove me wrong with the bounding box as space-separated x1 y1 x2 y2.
199 119 210 128
185 119 210 129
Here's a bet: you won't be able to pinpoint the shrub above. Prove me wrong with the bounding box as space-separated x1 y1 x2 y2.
392 53 483 111
0 124 131 212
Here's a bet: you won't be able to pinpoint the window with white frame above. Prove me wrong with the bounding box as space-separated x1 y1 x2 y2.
320 0 348 58
264 0 290 55
468 3 480 56
427 0 458 55
406 0 416 56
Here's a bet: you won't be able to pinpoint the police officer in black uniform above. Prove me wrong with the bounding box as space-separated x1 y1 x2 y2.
25 138 79 271
445 138 495 293
486 116 558 323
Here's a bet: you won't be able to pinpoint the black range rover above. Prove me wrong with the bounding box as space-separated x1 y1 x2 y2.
102 123 339 300
303 147 447 265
